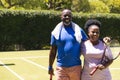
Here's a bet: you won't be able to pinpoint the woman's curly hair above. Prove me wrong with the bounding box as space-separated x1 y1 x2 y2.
84 19 101 32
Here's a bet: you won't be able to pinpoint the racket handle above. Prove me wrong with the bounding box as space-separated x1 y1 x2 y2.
90 67 98 76
50 74 52 80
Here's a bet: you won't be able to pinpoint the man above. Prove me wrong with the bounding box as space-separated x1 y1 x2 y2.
48 9 88 80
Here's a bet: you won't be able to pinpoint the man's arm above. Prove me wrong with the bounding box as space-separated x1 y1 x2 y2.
48 45 57 75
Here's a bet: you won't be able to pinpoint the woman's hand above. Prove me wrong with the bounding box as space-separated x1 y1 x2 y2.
103 37 111 45
97 64 105 70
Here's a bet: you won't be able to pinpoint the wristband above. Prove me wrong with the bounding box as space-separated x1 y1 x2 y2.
48 66 53 70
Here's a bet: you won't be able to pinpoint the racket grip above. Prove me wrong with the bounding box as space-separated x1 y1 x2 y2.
90 67 98 76
50 74 52 80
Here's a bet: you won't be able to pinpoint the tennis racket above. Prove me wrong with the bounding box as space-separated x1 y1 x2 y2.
90 39 120 76
90 52 120 76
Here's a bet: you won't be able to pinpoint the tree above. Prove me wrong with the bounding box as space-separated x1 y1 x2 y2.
0 0 26 9
89 0 110 13
0 0 120 13
71 0 90 12
107 0 120 13
0 0 46 10
45 0 72 10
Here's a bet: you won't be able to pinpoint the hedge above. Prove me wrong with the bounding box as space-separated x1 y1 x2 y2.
0 9 120 51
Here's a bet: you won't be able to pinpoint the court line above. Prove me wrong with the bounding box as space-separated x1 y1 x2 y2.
0 56 48 60
22 58 120 70
0 60 24 80
110 68 120 70
0 57 120 70
22 58 48 70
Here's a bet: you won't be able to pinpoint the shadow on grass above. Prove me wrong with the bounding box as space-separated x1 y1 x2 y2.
0 63 15 66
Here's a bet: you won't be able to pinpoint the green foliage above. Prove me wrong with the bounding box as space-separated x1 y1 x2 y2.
89 0 110 13
99 0 110 3
21 0 45 10
52 0 72 10
0 0 46 10
0 0 10 8
0 10 120 51
107 0 120 13
0 0 120 13
0 10 60 51
71 0 90 12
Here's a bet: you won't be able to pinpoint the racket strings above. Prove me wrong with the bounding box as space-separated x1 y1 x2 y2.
101 55 111 66
113 52 120 60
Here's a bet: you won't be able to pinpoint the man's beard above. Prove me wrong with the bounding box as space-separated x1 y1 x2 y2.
63 20 71 26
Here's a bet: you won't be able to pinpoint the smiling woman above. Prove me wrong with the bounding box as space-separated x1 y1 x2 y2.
85 19 101 45
81 19 113 80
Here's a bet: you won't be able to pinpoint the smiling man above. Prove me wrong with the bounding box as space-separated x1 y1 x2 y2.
48 9 88 80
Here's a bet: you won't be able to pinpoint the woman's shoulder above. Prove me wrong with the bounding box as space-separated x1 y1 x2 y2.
82 39 90 43
81 40 90 46
99 40 106 46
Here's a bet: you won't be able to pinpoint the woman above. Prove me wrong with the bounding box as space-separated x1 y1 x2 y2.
81 19 113 80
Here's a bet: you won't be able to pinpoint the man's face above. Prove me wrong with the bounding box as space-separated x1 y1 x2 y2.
61 9 72 26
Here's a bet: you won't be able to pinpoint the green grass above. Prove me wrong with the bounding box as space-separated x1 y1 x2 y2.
0 47 119 80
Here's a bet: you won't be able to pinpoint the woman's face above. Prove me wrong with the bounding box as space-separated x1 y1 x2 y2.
88 25 100 43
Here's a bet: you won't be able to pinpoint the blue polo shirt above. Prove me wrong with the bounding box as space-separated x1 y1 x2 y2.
51 25 87 67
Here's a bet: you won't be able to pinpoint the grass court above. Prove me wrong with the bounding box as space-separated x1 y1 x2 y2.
0 47 119 80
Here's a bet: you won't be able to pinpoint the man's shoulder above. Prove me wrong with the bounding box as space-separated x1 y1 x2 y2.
56 22 63 26
72 22 82 28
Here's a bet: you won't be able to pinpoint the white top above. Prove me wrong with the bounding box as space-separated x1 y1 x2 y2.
81 40 113 80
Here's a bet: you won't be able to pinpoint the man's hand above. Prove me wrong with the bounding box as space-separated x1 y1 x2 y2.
48 67 54 75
